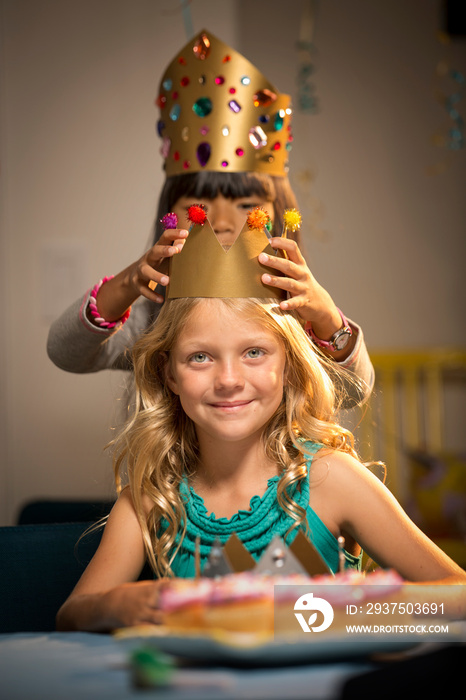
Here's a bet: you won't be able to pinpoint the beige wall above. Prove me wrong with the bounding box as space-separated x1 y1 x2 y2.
1 0 465 525
239 0 466 348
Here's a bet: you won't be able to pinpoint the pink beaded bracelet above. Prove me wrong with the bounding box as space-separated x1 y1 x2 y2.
88 276 131 330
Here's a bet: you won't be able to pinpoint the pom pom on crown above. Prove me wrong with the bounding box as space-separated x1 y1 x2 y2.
283 208 302 233
246 207 271 232
187 204 207 226
161 212 178 230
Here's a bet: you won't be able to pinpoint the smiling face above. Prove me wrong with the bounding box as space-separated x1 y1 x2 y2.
165 299 286 448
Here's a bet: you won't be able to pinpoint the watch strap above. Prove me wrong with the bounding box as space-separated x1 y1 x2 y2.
305 309 353 352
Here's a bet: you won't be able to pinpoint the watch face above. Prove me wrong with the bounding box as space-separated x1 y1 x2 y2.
333 328 352 351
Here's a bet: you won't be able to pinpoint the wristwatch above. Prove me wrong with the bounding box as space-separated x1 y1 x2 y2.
306 309 353 352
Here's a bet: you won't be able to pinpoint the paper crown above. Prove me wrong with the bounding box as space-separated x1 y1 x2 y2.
156 30 293 177
167 211 287 300
200 532 333 578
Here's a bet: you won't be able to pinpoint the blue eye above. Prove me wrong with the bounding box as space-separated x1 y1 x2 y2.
246 348 264 359
189 352 208 363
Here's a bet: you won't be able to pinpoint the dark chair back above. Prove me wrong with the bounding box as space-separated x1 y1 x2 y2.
0 522 103 633
17 499 114 525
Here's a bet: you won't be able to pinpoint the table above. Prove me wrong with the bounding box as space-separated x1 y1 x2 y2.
0 631 463 700
0 631 372 700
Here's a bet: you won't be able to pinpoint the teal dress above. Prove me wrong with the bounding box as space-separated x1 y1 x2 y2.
162 442 362 577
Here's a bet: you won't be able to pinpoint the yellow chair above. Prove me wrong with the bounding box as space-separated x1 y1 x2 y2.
357 348 466 569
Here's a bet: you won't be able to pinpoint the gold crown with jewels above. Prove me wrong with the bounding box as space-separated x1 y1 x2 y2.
156 30 293 177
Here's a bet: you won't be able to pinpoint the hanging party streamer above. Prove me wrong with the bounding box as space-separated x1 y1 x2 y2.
295 45 318 113
427 31 465 175
440 65 465 150
296 0 319 113
180 0 194 39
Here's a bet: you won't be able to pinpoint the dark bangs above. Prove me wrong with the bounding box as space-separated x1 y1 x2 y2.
166 172 275 208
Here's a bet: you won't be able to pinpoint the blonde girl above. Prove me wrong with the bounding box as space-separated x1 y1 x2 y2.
57 298 465 632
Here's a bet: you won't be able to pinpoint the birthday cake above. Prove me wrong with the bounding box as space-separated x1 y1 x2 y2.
157 568 405 635
115 533 410 641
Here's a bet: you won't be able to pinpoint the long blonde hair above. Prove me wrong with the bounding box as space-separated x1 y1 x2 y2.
112 298 359 577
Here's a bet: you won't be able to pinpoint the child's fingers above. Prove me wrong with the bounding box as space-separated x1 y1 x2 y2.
259 251 301 279
261 270 308 311
261 272 305 297
268 237 306 265
143 238 187 301
149 244 179 260
278 295 308 311
147 230 188 265
142 241 186 301
142 261 169 302
157 228 189 246
147 240 185 269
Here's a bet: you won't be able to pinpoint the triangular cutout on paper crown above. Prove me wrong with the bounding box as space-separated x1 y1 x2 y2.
167 218 286 300
222 533 256 573
288 530 332 576
201 537 234 578
252 535 310 576
200 532 332 578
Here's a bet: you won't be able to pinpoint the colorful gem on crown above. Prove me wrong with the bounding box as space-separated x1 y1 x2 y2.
156 30 293 177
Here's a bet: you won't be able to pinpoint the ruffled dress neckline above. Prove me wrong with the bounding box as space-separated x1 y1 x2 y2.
162 441 362 577
175 443 322 559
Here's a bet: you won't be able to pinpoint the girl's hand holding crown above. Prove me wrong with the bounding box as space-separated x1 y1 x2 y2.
259 237 356 360
91 227 188 322
141 227 188 303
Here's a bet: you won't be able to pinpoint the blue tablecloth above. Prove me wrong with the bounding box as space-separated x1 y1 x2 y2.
0 632 373 700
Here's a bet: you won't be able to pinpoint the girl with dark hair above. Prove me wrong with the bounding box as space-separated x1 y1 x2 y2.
47 31 373 406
